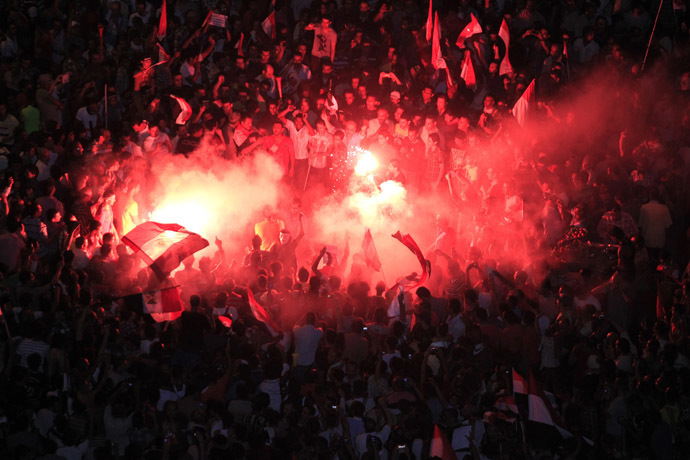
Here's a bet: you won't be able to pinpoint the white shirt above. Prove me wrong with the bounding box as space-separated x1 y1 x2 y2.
293 324 323 366
285 119 312 160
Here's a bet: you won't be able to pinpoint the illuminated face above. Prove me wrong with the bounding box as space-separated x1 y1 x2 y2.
322 18 331 29
261 51 271 63
345 93 355 104
358 86 367 99
316 122 326 135
394 107 404 121
408 129 418 140
280 232 290 244
436 97 447 112
377 109 388 124
424 118 435 131
241 118 253 130
272 123 283 135
366 96 377 111
295 117 304 129
300 99 310 112
297 44 307 56
399 118 409 130
422 88 433 102
345 122 356 135
263 64 274 77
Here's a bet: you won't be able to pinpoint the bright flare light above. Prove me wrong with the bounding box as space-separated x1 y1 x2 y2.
354 149 378 176
150 201 211 236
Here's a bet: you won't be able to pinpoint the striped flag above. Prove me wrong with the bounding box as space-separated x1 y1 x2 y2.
234 32 244 56
391 231 430 291
247 288 281 336
122 222 209 279
157 0 167 41
528 372 572 439
262 1 276 40
425 0 433 42
430 425 455 460
122 285 184 322
455 13 482 49
460 51 476 90
431 12 447 70
512 368 528 394
170 95 192 125
498 19 514 75
362 229 381 272
511 79 535 126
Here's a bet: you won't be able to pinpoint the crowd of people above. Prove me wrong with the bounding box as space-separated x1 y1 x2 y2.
2 0 690 459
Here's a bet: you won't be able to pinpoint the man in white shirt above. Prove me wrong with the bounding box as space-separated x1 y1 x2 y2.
293 312 323 369
281 109 314 190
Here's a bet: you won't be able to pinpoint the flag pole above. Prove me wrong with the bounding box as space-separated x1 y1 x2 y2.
642 0 665 72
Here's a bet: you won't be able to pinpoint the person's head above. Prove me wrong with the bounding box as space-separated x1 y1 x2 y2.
366 96 378 111
272 121 284 136
376 108 388 124
316 119 327 135
424 116 437 131
422 86 433 102
294 114 305 130
240 114 253 130
321 16 333 29
436 94 448 112
262 64 274 78
344 90 355 105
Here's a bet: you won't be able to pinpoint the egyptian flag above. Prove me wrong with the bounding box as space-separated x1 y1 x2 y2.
430 425 455 460
460 51 476 90
512 368 528 394
455 13 482 49
170 95 192 125
391 231 430 291
431 12 447 70
157 0 167 41
528 373 573 439
247 288 281 336
262 0 276 39
511 79 535 126
123 222 209 279
123 285 183 322
425 0 433 42
234 32 244 57
362 229 382 272
498 19 514 75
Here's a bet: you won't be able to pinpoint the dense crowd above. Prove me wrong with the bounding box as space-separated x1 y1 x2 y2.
2 0 690 459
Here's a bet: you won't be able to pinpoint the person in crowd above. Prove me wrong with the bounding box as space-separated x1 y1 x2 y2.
2 3 690 460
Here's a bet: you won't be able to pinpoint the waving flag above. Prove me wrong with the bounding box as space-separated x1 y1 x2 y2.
247 288 281 336
234 32 244 56
362 229 382 272
460 51 476 90
430 425 455 460
512 79 535 126
391 231 430 290
157 0 167 41
512 368 528 394
498 19 514 75
456 13 482 48
123 222 209 279
425 0 433 42
170 95 192 125
122 285 183 322
528 372 572 439
262 11 276 39
431 12 447 70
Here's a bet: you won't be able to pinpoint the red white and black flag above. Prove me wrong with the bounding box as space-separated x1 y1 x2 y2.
247 288 281 336
122 222 209 279
362 228 382 272
262 0 276 39
157 0 167 41
391 231 430 290
122 285 184 322
456 13 482 49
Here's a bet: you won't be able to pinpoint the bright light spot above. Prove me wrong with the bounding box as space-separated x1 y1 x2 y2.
355 150 378 176
150 201 211 236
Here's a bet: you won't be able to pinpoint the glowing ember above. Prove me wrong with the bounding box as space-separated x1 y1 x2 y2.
354 150 378 176
150 201 211 236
